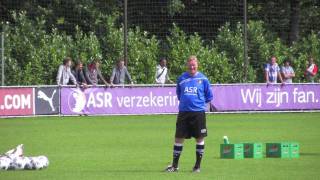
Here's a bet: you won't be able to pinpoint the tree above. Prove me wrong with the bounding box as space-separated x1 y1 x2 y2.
0 0 121 34
289 0 300 44
248 0 320 44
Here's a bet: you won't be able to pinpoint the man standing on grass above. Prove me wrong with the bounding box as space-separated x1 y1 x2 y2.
165 55 213 173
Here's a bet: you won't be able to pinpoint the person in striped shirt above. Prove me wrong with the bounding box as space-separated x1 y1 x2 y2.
264 56 284 84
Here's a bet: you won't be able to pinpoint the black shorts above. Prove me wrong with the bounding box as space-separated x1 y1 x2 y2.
175 111 207 139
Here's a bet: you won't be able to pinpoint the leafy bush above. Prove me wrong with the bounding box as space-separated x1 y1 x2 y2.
247 20 319 83
103 15 160 83
3 12 159 85
3 11 48 85
1 11 320 85
3 12 102 85
167 24 233 83
215 22 256 83
247 20 291 82
292 32 320 82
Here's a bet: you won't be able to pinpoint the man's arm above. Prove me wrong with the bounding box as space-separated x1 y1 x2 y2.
83 67 94 85
165 69 174 83
277 66 283 83
280 67 286 79
68 69 78 85
312 65 318 76
97 69 108 85
110 67 116 84
125 68 133 84
278 72 284 83
290 67 295 77
56 65 63 85
71 70 80 84
265 71 269 83
204 79 213 103
155 66 160 83
264 64 270 83
176 78 181 101
79 71 87 84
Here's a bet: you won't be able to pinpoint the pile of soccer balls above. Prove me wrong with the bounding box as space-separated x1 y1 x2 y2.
0 144 49 170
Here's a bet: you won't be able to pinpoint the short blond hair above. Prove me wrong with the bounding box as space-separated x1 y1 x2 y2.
187 55 198 62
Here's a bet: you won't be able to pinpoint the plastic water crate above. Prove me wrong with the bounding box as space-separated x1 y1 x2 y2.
243 143 263 158
266 142 290 158
290 142 300 158
220 144 244 159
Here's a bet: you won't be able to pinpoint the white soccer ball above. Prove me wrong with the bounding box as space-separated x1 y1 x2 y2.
0 156 11 170
31 156 49 170
39 156 49 168
12 157 29 170
1 144 49 171
23 157 37 170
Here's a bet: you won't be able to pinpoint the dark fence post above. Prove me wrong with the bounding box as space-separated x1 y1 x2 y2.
1 32 4 86
124 0 128 66
243 0 248 82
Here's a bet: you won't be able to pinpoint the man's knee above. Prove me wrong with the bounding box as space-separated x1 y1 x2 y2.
195 137 204 144
175 138 184 144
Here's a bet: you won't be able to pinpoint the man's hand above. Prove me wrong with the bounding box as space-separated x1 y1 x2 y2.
105 83 111 88
81 83 88 89
266 81 270 87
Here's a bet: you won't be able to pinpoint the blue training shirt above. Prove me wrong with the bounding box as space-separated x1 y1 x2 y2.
176 72 213 112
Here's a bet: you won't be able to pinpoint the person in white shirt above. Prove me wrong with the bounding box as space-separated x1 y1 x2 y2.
155 58 173 84
56 57 77 86
281 59 295 83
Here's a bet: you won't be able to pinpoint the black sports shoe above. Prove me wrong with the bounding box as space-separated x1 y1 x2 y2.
192 166 200 173
165 165 179 172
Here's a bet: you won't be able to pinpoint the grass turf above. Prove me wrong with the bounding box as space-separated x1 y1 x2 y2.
0 113 320 180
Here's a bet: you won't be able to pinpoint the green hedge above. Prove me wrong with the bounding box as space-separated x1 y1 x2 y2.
1 11 319 85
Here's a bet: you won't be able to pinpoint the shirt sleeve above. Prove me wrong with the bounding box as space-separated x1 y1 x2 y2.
313 65 318 74
69 69 77 85
79 71 87 84
155 66 160 83
176 78 181 101
125 68 132 83
97 69 107 84
280 66 284 73
71 70 79 84
56 65 63 85
165 70 170 82
290 67 294 73
83 67 93 85
110 67 116 83
204 79 213 103
264 64 269 72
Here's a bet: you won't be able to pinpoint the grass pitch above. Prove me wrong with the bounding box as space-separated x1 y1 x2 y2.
0 113 320 180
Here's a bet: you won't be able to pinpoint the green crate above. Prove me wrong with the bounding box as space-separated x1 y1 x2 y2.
290 142 300 158
266 143 290 158
220 144 244 159
243 143 263 158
